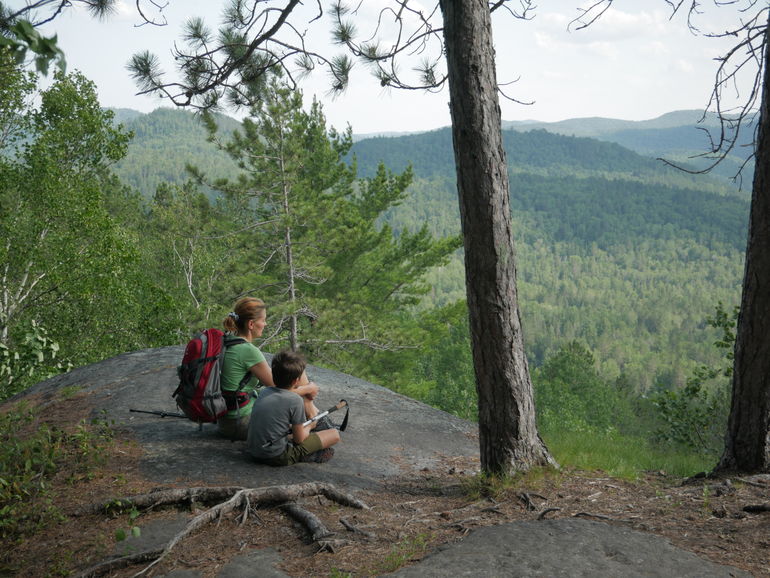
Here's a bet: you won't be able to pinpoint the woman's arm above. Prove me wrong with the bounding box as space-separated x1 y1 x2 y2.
248 360 275 387
248 363 319 398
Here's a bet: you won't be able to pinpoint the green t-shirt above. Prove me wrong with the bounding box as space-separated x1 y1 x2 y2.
221 341 265 418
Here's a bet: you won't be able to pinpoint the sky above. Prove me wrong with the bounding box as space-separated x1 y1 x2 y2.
27 0 750 135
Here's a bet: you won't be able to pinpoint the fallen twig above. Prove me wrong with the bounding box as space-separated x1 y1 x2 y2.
737 477 770 488
574 512 614 521
340 517 375 539
75 549 163 578
447 516 482 528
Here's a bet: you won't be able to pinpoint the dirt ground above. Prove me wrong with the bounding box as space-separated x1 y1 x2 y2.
3 396 769 577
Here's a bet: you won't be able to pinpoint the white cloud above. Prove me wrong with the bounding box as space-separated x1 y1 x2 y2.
584 41 620 61
532 31 558 52
646 40 670 57
673 58 696 74
112 1 135 19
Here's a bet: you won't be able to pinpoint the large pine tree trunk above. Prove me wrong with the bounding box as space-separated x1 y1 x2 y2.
439 0 555 474
717 18 770 473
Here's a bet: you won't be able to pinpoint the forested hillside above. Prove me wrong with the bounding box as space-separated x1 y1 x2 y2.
349 126 747 394
112 108 240 195
352 126 736 194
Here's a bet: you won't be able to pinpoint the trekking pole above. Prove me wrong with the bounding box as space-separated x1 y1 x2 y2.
262 399 348 448
129 409 188 419
302 399 348 427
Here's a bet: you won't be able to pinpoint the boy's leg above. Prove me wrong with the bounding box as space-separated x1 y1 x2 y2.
298 430 339 463
316 428 340 449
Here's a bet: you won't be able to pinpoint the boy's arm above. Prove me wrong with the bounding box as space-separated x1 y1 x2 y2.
294 371 319 400
291 422 313 444
289 385 314 442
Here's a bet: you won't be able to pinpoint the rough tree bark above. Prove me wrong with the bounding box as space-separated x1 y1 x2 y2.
716 14 770 474
438 0 556 474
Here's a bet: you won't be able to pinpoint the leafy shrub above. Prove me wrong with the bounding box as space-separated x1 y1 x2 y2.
0 321 71 402
651 374 729 457
0 403 113 542
533 341 635 435
649 303 736 458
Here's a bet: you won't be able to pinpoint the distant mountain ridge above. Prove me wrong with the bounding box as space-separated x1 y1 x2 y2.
502 110 753 185
108 105 748 208
349 123 734 197
110 107 241 196
502 110 718 136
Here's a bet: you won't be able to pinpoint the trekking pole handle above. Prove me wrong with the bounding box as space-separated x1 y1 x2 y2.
302 399 348 427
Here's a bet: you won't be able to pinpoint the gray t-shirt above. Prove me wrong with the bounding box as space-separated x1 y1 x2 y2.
246 387 306 459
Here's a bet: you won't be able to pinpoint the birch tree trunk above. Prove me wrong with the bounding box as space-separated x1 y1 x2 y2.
438 0 556 474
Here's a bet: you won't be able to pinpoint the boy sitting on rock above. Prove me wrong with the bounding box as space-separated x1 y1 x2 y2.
247 349 340 465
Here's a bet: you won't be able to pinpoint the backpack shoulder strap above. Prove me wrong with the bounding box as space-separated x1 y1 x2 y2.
223 335 247 348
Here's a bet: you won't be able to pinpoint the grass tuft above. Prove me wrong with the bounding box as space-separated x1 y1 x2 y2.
542 429 716 479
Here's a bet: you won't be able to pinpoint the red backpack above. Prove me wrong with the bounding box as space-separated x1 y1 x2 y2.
173 329 248 423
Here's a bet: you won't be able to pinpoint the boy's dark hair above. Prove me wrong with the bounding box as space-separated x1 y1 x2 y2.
271 349 307 388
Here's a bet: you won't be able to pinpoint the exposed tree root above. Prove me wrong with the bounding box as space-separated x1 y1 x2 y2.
315 538 351 553
282 501 333 541
537 507 561 520
84 486 245 514
743 503 770 513
76 549 163 578
76 482 368 577
517 492 537 510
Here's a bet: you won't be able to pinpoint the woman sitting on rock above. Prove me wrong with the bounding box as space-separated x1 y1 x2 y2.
218 296 319 440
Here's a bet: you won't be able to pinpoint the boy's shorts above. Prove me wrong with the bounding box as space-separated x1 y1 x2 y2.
254 433 324 467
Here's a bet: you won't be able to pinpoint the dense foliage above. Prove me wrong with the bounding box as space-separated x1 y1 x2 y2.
0 56 178 395
355 131 745 392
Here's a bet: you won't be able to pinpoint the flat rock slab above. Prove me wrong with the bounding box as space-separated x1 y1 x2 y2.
16 346 480 490
390 518 752 577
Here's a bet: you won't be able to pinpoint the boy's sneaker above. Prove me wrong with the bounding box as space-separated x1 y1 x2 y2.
301 447 335 463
